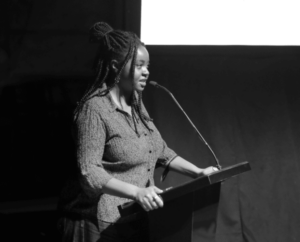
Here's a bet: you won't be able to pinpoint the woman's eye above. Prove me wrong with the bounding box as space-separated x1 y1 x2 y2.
136 64 149 70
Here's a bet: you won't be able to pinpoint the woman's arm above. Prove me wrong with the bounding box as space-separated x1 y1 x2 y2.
103 178 164 211
102 157 217 211
168 156 218 179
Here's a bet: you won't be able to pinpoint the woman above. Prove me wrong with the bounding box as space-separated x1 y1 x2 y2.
58 22 218 242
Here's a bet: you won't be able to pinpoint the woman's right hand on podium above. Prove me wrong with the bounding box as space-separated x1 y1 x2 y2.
134 186 164 212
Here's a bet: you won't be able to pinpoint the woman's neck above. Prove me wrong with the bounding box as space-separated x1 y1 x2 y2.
109 85 132 111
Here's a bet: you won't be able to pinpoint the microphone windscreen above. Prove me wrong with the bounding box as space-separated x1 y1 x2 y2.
149 81 158 86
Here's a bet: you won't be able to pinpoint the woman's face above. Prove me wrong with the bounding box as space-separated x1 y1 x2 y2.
119 45 150 93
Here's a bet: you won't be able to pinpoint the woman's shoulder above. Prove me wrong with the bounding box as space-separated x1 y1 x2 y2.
82 94 110 113
74 95 110 124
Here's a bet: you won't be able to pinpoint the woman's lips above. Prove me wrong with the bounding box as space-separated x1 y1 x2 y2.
139 79 147 87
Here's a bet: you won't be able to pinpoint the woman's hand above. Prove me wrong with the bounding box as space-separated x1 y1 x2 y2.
197 166 219 177
134 186 164 212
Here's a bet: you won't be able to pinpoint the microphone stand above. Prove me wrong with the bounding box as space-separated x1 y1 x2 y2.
149 81 222 170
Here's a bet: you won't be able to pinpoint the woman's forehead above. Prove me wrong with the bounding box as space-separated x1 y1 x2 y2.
136 46 150 62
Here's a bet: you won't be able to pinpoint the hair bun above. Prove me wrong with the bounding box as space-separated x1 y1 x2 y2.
89 22 114 43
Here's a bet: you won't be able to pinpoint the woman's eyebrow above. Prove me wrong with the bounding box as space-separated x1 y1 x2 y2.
136 60 150 64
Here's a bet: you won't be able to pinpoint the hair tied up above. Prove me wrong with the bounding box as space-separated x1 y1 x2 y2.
89 22 114 43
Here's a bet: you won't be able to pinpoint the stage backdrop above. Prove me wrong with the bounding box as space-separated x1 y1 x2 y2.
145 46 300 242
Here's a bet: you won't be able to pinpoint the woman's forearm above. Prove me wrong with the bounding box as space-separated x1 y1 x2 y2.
168 156 203 179
102 178 164 211
168 156 218 178
102 178 139 200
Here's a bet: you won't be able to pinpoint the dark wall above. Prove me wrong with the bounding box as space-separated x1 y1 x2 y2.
0 0 142 202
0 0 130 83
0 0 118 202
0 0 140 241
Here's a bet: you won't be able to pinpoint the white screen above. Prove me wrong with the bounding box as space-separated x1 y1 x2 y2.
141 0 300 45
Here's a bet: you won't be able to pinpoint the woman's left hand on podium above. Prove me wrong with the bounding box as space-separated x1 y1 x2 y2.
197 166 219 177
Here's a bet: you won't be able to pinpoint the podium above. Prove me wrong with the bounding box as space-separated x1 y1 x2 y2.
118 161 251 242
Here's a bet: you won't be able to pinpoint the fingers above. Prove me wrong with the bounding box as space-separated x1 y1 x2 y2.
211 166 218 172
140 195 159 211
153 186 163 194
137 186 164 212
201 166 219 176
140 195 156 211
151 186 164 207
207 166 218 174
152 194 163 208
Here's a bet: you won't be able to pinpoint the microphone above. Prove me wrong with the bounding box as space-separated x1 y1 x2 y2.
149 81 222 170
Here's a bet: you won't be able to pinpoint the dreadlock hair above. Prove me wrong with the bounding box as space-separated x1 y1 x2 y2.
74 22 152 135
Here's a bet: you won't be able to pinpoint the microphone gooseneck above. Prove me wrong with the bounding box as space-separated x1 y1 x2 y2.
149 81 222 170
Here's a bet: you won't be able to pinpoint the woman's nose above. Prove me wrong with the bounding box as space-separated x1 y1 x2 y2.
143 67 149 76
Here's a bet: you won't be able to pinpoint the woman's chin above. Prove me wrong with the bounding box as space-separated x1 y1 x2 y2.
136 84 146 92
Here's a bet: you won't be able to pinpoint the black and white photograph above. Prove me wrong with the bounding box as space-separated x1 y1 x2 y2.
0 1 299 241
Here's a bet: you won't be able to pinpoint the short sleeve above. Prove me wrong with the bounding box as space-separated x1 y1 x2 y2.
157 140 178 167
76 100 113 196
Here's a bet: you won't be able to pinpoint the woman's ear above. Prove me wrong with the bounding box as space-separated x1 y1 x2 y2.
110 60 119 73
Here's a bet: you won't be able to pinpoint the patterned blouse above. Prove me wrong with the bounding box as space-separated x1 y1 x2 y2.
59 90 177 223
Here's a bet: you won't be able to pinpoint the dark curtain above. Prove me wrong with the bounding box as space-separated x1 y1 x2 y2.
145 46 300 242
